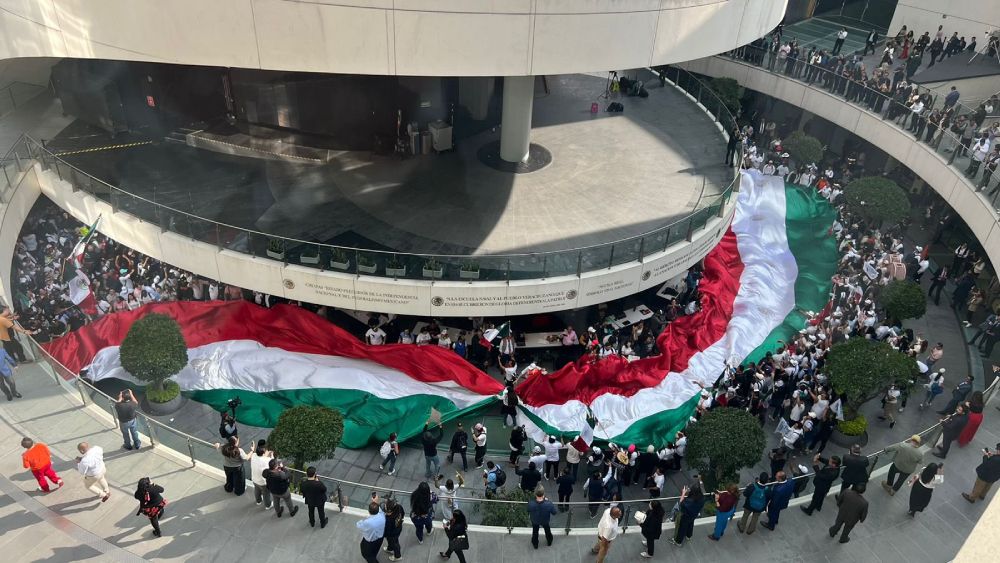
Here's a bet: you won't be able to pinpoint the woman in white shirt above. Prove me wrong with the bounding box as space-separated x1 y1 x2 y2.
249 440 274 509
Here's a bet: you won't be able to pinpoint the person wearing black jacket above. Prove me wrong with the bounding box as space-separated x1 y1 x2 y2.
448 423 469 471
556 467 575 512
422 420 443 479
839 445 870 492
801 454 841 515
440 509 469 563
509 425 527 465
262 459 297 518
134 477 166 537
934 404 969 459
383 498 405 561
516 462 543 492
299 466 328 528
636 445 658 487
639 499 665 558
963 445 1000 503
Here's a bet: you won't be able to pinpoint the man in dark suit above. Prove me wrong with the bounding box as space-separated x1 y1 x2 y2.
802 454 841 515
864 30 879 55
934 404 969 458
829 484 868 543
761 471 796 530
938 376 973 415
839 445 870 492
299 466 329 528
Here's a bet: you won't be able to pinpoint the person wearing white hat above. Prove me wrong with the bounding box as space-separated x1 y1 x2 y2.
528 446 547 474
472 423 488 469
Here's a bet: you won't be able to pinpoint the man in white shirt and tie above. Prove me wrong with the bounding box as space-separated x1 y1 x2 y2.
75 442 111 503
833 28 848 55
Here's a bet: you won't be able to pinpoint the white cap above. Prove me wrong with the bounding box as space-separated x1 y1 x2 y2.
533 446 542 454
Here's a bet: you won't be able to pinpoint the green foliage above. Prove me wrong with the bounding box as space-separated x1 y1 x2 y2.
387 257 404 270
480 487 531 529
685 407 767 485
300 245 319 258
827 338 919 409
119 313 188 392
843 176 911 226
882 279 927 321
267 238 286 253
460 261 480 272
358 254 375 267
783 131 824 165
836 413 868 436
145 379 180 403
708 77 743 116
424 259 442 271
268 406 344 469
331 248 349 264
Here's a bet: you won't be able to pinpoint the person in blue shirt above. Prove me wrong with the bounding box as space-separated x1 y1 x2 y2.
0 346 20 401
357 496 385 563
527 486 558 549
761 471 796 530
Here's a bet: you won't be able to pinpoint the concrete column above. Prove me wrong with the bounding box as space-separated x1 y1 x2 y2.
500 76 534 163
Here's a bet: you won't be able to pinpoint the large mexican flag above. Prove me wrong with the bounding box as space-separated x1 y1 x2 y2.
43 171 836 449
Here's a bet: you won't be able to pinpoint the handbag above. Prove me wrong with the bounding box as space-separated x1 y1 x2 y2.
449 534 470 551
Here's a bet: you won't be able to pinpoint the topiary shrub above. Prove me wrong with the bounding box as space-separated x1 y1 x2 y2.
480 486 531 529
268 405 344 470
882 279 927 321
145 379 180 403
685 407 767 488
709 77 743 116
783 131 824 165
119 313 188 403
827 338 919 411
836 413 868 436
843 176 910 227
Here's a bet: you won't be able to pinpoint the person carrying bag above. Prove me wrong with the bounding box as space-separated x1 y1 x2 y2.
135 477 167 537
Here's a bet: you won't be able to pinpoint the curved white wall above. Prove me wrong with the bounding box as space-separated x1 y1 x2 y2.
0 0 786 76
679 55 1000 272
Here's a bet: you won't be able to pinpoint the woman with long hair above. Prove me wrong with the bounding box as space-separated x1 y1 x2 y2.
134 477 166 537
440 509 469 563
671 483 706 546
410 481 434 544
908 463 943 516
958 392 985 447
639 499 665 558
214 436 250 496
383 498 405 562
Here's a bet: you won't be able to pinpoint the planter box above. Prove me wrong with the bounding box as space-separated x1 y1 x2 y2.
266 249 285 260
300 254 320 265
330 260 350 271
422 268 444 279
459 269 481 280
386 267 407 277
358 263 377 275
830 428 869 448
143 394 184 415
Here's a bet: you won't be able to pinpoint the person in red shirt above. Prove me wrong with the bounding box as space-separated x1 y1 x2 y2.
21 437 63 492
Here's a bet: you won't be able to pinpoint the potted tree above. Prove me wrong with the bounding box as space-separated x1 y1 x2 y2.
684 407 767 490
882 279 927 323
299 244 320 265
827 338 919 447
267 405 344 471
357 254 377 275
843 176 911 228
422 259 444 279
330 248 350 271
119 313 189 415
783 131 825 166
459 261 481 280
386 256 406 278
266 238 286 260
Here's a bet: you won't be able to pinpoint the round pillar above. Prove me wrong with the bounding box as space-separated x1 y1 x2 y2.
500 76 534 163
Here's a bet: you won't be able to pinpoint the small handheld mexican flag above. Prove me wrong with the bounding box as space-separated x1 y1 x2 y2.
61 216 101 315
571 408 598 453
479 321 510 351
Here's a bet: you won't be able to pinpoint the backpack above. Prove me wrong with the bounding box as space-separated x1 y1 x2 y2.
379 441 392 459
493 466 507 488
749 483 768 512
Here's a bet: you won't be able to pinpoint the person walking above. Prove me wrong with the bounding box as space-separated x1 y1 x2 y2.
75 442 110 503
114 390 142 450
0 345 19 401
585 470 607 518
249 439 273 509
958 391 985 447
761 471 795 531
262 458 296 517
829 484 868 543
933 404 969 459
515 461 543 493
802 454 841 515
383 498 405 562
508 425 527 465
881 435 924 495
357 497 386 563
134 477 166 537
379 433 400 476
448 423 469 471
708 484 739 540
671 483 706 546
422 419 444 479
440 509 469 563
20 437 63 492
907 463 942 516
300 466 329 528
410 482 435 544
961 443 1000 504
920 370 946 409
591 506 621 563
556 466 575 511
213 436 250 496
840 445 870 491
737 472 770 535
636 499 665 557
472 424 487 469
937 375 973 415
527 486 557 549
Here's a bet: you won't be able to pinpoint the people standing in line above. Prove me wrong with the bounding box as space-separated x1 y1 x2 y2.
761 471 795 531
0 345 20 401
938 375 973 415
840 445 870 491
591 506 621 563
357 497 386 563
422 419 444 479
556 466 575 512
934 404 969 459
829 484 868 543
134 477 166 537
262 458 296 517
75 442 110 503
961 443 1000 504
881 435 924 495
448 423 469 471
671 483 706 546
958 391 985 447
114 389 142 450
439 509 469 563
708 484 739 541
527 485 557 549
249 439 273 509
639 499 665 558
300 466 329 528
379 433 400 476
908 463 942 516
383 498 405 562
737 472 770 535
213 436 250 496
472 424 487 469
802 454 841 515
410 481 435 544
20 437 63 492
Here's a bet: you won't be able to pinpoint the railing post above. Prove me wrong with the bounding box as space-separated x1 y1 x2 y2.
13 150 22 172
541 254 547 278
108 398 119 427
146 419 158 446
336 484 345 512
75 377 88 405
662 228 670 252
576 253 583 277
637 237 645 263
564 505 572 534
607 245 615 269
186 438 196 467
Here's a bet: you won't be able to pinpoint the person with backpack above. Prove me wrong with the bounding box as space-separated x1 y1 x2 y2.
379 433 400 476
409 482 434 544
483 461 506 497
383 498 405 562
737 472 770 534
448 423 469 471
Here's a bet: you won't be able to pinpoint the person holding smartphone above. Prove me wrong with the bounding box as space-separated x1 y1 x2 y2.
962 444 1000 504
